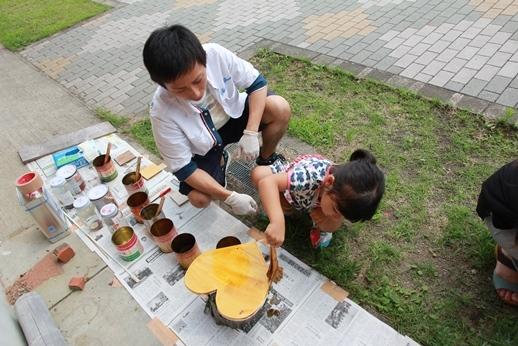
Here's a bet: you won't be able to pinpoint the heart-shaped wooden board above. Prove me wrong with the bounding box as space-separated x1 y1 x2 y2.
184 242 269 321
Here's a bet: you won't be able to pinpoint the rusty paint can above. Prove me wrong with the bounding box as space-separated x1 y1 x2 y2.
111 226 143 262
126 191 149 223
216 236 241 249
92 154 118 183
140 203 165 230
150 218 177 253
171 233 201 269
122 172 148 195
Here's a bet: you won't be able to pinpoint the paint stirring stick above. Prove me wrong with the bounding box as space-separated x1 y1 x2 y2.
135 156 142 181
104 143 111 164
155 196 165 217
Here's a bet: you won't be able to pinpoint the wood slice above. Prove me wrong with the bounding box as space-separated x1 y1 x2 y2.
184 242 269 321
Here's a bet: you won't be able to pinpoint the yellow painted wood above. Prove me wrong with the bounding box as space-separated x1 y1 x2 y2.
184 242 269 321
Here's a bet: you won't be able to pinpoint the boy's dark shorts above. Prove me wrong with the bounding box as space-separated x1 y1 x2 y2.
179 93 273 196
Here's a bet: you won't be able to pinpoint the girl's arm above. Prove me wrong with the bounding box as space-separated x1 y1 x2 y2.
258 172 289 247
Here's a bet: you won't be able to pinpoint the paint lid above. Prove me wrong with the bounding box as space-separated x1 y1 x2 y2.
56 164 77 179
73 196 90 209
87 184 108 201
100 203 118 218
49 176 67 188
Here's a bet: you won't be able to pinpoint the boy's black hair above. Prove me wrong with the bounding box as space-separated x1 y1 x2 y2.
329 149 385 222
143 25 206 87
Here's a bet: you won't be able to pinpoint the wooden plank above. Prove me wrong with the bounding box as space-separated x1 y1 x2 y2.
18 122 117 164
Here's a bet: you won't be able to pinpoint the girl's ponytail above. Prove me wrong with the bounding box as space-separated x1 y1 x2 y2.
349 149 376 164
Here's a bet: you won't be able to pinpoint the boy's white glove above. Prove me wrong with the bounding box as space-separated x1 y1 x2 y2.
237 130 260 161
224 191 258 215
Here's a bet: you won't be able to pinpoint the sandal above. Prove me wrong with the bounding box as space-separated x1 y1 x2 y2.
493 245 518 306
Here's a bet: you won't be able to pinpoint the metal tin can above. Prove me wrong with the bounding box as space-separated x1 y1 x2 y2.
122 172 148 195
56 164 85 194
49 176 74 209
92 154 118 183
87 184 116 211
111 227 143 262
171 233 201 269
126 191 149 224
140 203 165 230
150 218 177 253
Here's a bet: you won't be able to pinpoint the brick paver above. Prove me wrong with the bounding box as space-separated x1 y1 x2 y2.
21 0 518 115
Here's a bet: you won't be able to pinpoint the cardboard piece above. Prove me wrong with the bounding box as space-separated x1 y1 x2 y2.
141 163 166 180
114 150 136 166
170 190 188 206
147 318 179 345
320 280 349 301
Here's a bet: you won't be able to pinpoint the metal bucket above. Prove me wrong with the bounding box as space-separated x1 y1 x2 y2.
111 227 143 262
171 233 201 269
150 218 177 253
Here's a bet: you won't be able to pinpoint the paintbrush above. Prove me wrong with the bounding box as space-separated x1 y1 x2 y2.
150 187 171 203
135 156 141 181
104 143 111 165
266 245 283 285
155 196 165 217
63 213 140 283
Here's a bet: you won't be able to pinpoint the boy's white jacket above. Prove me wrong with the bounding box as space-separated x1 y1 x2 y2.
149 43 260 177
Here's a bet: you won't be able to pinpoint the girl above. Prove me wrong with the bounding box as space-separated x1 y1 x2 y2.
251 149 385 247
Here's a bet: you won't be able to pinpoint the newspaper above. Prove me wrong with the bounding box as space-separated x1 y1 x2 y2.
27 134 419 346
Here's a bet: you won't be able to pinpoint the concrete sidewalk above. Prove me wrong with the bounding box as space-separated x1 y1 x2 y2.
20 0 518 118
0 46 159 345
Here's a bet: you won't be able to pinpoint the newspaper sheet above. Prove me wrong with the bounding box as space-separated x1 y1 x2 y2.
27 134 419 346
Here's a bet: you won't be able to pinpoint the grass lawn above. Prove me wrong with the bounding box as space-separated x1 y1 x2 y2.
99 50 518 346
0 0 108 51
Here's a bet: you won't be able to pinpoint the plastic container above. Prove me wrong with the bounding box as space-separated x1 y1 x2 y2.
73 196 102 231
49 176 74 209
56 164 85 195
87 184 116 211
100 203 125 232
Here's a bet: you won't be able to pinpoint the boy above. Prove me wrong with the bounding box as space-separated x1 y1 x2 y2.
143 25 291 215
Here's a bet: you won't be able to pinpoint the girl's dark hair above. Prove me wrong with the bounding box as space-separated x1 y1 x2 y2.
329 149 385 222
143 25 207 87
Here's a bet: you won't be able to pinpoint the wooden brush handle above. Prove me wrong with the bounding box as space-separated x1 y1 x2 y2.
156 196 165 217
104 143 111 164
135 156 141 181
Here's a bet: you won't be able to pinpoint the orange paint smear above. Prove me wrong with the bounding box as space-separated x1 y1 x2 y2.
5 253 64 304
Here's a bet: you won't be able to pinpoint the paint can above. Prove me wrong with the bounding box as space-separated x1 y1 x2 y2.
205 292 266 329
126 191 149 223
56 164 85 194
171 233 201 269
150 218 177 253
140 203 165 230
216 236 241 249
87 184 116 211
111 226 143 262
92 154 118 183
122 172 148 195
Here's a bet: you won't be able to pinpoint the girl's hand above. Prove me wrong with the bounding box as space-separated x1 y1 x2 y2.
265 222 285 248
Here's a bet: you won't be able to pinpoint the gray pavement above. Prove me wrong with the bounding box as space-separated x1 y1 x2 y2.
0 46 159 345
19 0 518 117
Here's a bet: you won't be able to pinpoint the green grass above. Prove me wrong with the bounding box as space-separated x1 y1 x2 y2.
0 0 108 51
100 50 518 345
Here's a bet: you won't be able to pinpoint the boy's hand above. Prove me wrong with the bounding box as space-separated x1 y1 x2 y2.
265 222 285 247
223 191 258 215
237 130 260 161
